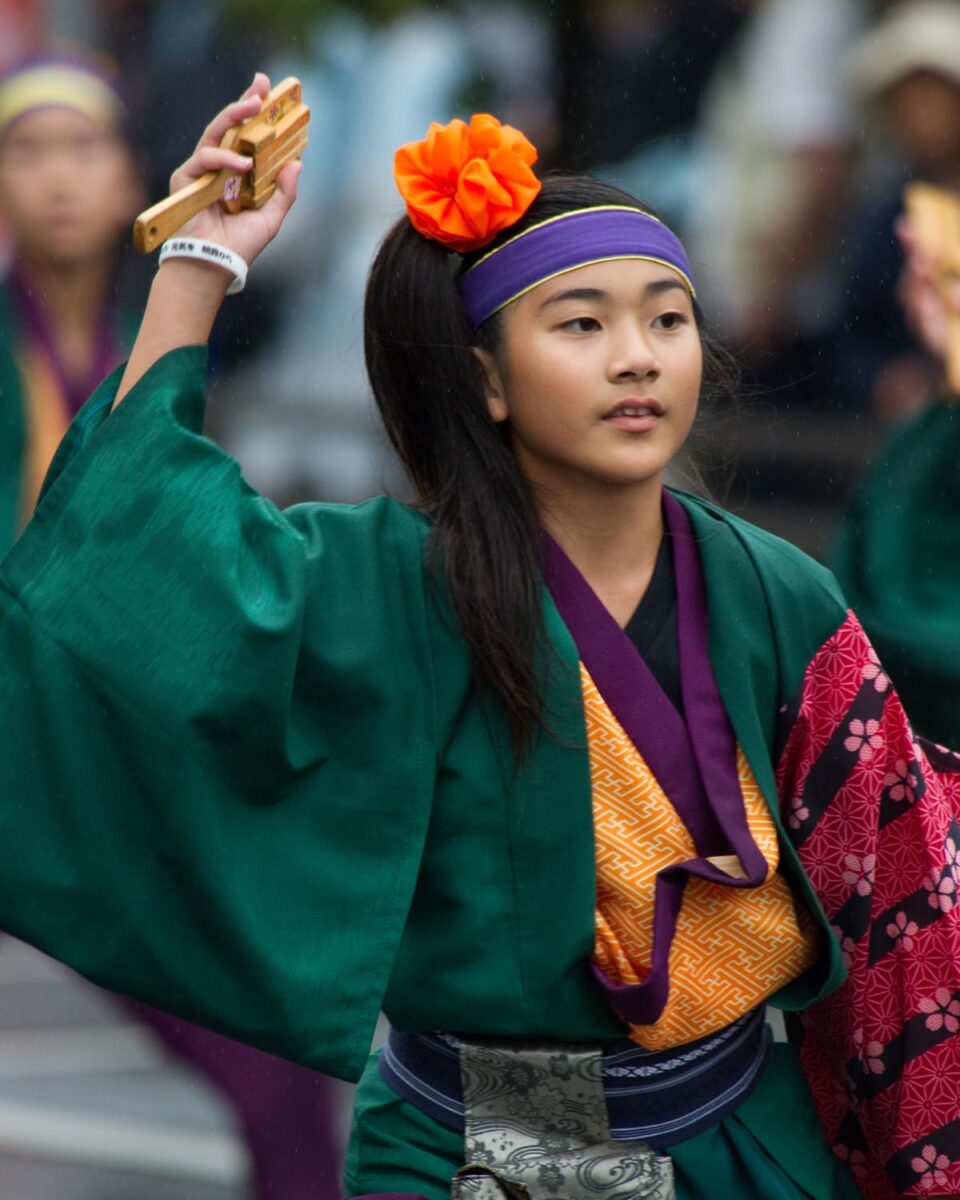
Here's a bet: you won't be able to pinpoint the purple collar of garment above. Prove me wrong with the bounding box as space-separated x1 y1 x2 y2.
457 206 696 330
542 490 768 1026
10 269 120 417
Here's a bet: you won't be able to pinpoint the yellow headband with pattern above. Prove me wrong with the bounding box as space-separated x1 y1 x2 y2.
0 62 125 138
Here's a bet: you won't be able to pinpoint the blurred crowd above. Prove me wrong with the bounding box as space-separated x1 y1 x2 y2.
1 0 958 513
1 0 959 1195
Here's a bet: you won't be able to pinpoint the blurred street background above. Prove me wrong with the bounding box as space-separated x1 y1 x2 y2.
1 0 958 1194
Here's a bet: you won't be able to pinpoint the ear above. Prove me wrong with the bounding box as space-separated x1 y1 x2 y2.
472 346 509 423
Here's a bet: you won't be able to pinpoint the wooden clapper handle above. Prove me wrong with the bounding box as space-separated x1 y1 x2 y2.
133 171 233 253
904 182 960 398
133 77 308 254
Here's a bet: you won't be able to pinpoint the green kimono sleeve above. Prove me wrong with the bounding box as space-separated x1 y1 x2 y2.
833 400 960 748
0 346 437 1082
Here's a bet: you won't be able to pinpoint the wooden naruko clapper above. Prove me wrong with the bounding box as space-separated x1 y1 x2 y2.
904 181 960 396
133 77 309 254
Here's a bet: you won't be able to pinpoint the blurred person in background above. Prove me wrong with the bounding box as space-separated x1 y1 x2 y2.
0 53 343 1200
0 54 143 551
833 201 960 748
686 0 863 401
832 0 960 423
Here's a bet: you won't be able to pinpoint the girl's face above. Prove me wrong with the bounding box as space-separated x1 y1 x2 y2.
478 258 702 500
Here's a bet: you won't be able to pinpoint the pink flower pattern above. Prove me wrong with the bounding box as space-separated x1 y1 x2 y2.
844 717 883 762
862 648 890 693
788 794 809 830
946 837 960 885
886 910 919 952
832 924 856 970
842 853 876 898
851 1026 885 1076
911 1143 951 1190
919 988 960 1034
924 841 960 913
883 757 918 805
833 1143 869 1181
924 867 957 912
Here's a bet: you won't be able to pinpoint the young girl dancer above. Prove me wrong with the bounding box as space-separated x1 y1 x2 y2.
1 74 959 1200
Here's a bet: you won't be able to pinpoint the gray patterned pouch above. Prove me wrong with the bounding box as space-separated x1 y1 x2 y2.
451 1040 674 1200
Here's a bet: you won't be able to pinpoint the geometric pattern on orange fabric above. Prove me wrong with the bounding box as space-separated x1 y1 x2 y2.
583 663 819 1051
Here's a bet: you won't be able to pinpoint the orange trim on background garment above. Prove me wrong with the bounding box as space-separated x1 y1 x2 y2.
583 664 819 1051
16 344 71 526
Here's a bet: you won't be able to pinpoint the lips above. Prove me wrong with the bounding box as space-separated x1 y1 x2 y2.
602 398 664 420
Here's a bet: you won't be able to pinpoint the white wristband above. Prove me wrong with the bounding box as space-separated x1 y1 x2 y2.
158 237 248 295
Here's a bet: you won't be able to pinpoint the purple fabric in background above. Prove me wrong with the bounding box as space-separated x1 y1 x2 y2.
457 207 696 329
128 1000 343 1200
11 270 120 415
542 490 768 1026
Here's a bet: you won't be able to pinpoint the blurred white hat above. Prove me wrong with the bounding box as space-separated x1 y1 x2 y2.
849 0 960 97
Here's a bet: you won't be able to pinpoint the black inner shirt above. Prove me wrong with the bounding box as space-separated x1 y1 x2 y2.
622 532 683 716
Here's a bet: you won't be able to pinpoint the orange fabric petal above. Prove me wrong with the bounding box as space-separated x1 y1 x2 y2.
394 112 540 253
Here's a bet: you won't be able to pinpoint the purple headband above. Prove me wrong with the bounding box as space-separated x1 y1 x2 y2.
456 206 696 330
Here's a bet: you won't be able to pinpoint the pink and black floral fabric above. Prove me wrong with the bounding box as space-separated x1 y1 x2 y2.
778 612 960 1198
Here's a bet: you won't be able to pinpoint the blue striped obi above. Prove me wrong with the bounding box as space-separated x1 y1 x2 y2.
379 1005 770 1148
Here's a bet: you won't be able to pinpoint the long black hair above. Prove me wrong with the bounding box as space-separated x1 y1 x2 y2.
364 174 737 761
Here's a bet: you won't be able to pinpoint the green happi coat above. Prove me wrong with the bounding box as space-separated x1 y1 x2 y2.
0 348 873 1198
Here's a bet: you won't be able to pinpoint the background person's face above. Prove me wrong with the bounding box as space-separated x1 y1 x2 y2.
882 70 960 173
0 106 140 266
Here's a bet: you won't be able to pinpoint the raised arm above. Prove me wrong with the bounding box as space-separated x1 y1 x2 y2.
0 78 437 1083
115 72 300 406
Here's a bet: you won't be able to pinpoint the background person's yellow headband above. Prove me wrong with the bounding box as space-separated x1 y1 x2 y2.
0 60 126 139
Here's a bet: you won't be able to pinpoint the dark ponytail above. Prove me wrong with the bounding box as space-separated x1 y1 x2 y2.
364 210 546 759
364 174 726 761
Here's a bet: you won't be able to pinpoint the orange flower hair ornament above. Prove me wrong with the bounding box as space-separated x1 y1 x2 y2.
393 113 541 254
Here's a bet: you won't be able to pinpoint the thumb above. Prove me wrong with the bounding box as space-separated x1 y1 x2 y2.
262 159 301 230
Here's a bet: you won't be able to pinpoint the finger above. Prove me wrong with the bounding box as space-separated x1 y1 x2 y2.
894 216 915 249
197 94 262 154
170 147 252 192
276 158 301 198
260 159 301 226
201 73 269 146
240 72 271 101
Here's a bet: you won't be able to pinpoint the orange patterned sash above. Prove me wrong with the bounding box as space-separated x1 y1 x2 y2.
584 664 818 1050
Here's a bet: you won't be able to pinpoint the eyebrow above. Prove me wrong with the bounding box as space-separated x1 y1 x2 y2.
537 278 689 311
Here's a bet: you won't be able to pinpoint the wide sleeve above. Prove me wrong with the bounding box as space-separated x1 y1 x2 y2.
0 346 438 1082
832 401 960 749
776 609 960 1198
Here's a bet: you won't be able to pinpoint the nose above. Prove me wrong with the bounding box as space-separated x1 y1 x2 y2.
607 319 660 382
37 148 75 198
